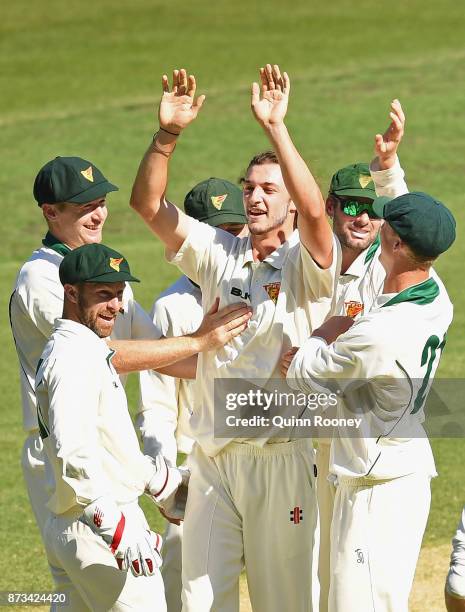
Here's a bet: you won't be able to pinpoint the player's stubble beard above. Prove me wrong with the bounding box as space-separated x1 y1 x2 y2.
76 292 115 339
247 206 290 236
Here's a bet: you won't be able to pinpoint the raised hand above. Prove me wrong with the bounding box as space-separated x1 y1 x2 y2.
158 68 205 135
374 99 405 169
251 64 290 127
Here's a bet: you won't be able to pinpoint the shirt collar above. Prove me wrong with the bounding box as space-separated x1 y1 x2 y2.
376 277 440 309
54 318 113 354
242 230 299 270
42 232 72 257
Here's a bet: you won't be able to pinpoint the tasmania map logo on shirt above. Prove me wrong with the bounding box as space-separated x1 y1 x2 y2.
345 301 364 318
263 282 281 305
210 194 227 210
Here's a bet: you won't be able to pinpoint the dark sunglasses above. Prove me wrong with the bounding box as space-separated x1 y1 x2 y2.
336 198 378 219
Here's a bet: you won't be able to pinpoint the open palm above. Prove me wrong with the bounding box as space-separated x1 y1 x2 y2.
251 64 290 126
158 69 205 134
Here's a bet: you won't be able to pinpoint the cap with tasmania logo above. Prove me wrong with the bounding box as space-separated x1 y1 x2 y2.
33 156 118 206
329 163 376 199
59 243 140 285
184 177 246 226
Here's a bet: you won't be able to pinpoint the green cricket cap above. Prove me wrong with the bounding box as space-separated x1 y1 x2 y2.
372 192 456 258
329 163 376 199
184 177 246 226
33 156 118 206
59 243 140 285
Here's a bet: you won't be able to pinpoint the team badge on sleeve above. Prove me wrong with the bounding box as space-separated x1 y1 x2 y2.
109 257 124 272
211 194 227 210
263 282 281 305
80 166 94 182
345 301 364 318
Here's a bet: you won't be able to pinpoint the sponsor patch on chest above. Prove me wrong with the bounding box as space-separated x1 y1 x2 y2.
263 282 281 305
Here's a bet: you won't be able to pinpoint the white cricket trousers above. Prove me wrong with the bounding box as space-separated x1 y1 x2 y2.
162 520 183 612
182 439 317 612
329 472 432 612
44 501 167 612
314 441 335 612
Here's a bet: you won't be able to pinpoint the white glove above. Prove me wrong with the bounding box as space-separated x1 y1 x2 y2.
157 466 190 522
80 496 162 577
145 454 182 503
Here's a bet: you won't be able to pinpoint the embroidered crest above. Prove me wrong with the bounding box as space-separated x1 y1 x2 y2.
345 301 364 318
211 194 227 210
263 282 281 304
81 166 94 182
358 174 373 189
109 257 124 271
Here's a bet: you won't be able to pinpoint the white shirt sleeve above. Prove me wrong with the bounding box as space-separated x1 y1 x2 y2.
17 263 64 338
166 218 237 288
136 299 180 465
370 156 409 198
287 317 392 395
299 235 341 300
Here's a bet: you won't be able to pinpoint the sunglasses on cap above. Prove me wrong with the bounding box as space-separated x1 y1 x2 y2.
334 197 377 219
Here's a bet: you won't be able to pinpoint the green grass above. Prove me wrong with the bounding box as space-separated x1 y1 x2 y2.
1 0 464 594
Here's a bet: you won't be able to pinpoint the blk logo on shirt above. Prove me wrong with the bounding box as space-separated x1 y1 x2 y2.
290 506 303 524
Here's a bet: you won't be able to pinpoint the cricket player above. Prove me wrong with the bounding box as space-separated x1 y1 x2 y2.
315 100 409 611
283 191 456 611
446 505 465 611
137 177 247 612
9 155 249 562
130 66 339 611
36 243 251 611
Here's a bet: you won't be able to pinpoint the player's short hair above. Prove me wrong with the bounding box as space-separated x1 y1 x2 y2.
404 244 437 269
239 150 280 184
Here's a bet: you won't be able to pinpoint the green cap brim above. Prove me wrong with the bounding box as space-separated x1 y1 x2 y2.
67 181 119 204
85 271 140 283
332 188 376 199
372 196 393 219
199 212 247 227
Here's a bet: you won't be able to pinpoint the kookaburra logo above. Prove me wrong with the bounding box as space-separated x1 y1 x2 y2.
231 287 251 300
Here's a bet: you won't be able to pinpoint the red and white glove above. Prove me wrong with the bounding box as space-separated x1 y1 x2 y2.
157 466 190 522
145 454 182 503
80 496 162 577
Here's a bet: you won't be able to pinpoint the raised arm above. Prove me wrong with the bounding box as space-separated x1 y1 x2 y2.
251 64 333 268
370 99 409 197
130 69 205 252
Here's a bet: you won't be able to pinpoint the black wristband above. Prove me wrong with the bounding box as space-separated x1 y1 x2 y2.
159 126 181 137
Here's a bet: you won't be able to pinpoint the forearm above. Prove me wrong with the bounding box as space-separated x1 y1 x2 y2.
157 354 197 379
262 121 333 267
130 132 188 251
109 335 202 374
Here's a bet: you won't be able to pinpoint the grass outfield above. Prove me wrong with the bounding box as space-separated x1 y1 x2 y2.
1 0 464 601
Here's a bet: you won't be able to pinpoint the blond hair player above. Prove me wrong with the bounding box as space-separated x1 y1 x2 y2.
283 192 456 611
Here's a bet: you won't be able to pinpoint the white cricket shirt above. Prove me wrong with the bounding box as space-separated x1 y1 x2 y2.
167 219 340 456
288 273 453 480
35 319 156 514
